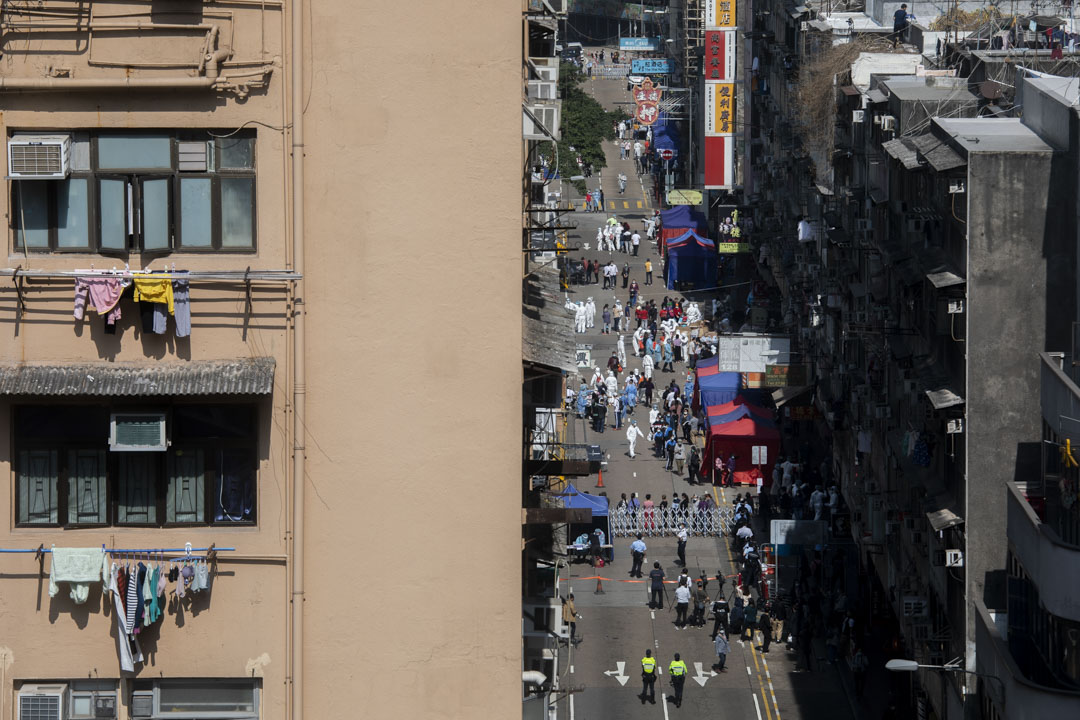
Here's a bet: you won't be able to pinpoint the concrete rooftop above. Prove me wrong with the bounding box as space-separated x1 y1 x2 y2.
934 117 1054 153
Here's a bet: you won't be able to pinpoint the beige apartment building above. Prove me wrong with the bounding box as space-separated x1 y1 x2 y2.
0 2 521 720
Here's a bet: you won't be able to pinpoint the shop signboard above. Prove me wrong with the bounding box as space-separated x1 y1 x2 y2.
716 242 750 253
705 0 738 28
620 37 661 51
667 189 703 205
631 58 673 74
704 30 737 81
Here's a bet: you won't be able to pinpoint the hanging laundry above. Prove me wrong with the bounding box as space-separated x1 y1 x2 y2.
133 562 147 632
134 275 174 335
125 564 139 635
74 278 124 327
173 273 191 338
48 548 108 604
107 562 143 672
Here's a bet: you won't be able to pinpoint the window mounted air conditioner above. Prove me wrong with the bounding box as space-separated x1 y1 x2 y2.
880 116 896 131
528 80 558 101
902 596 928 617
874 405 891 419
949 180 965 194
911 622 931 641
130 691 154 720
945 549 964 567
523 103 561 141
947 300 964 314
542 0 569 14
946 418 964 434
852 110 865 123
18 685 66 720
109 412 168 452
855 218 872 232
178 141 208 172
8 134 71 179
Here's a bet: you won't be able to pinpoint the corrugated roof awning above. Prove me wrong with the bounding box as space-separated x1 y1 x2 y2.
882 138 923 170
926 387 965 409
772 385 814 408
840 85 860 96
0 358 275 396
523 266 576 373
926 495 964 531
866 89 888 104
927 270 966 288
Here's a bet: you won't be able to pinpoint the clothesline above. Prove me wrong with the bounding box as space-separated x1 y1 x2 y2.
3 268 301 283
0 544 234 554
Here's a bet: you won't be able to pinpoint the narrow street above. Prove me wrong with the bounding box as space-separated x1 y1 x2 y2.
553 71 855 720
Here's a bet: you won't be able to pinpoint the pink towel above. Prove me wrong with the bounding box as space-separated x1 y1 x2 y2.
74 277 124 325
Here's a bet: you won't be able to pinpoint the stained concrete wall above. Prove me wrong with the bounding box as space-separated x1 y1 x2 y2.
964 147 1055 654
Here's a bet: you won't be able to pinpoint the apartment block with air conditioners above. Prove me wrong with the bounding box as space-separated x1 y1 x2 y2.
0 3 290 719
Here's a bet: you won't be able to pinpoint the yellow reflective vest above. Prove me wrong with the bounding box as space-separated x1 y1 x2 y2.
642 656 657 675
669 659 688 676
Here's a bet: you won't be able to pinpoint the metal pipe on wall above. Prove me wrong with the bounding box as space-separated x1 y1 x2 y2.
289 0 307 719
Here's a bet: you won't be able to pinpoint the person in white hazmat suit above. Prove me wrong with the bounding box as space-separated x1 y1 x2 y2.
605 371 619 397
575 302 587 334
617 334 627 368
642 353 655 380
627 420 645 459
585 297 596 329
633 325 646 356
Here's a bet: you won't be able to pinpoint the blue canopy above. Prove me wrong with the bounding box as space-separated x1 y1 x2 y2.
653 129 678 151
665 229 718 290
709 403 777 428
563 483 609 516
659 205 708 231
698 371 742 407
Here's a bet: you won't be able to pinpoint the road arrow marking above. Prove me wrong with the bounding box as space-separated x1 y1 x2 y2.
693 662 718 687
604 661 629 686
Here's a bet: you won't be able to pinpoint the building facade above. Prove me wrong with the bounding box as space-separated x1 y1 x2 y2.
0 2 522 720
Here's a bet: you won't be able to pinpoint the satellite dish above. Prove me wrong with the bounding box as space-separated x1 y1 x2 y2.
980 80 1002 100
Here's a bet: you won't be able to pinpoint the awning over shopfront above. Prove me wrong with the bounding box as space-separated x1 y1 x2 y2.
926 270 966 289
0 358 275 396
771 384 814 408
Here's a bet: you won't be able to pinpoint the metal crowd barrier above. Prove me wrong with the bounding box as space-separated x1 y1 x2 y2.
610 506 733 537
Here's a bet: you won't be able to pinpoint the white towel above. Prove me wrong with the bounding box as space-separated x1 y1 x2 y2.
49 548 107 604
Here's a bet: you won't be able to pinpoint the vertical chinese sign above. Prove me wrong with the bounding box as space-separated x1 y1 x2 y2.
704 0 737 190
633 77 663 127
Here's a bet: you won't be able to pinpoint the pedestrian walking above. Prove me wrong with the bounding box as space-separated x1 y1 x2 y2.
629 533 647 578
674 442 685 475
626 419 645 458
759 611 772 652
562 594 579 644
713 630 730 672
618 172 628 194
711 598 729 639
668 653 688 708
631 231 641 256
674 581 690 629
648 562 665 609
640 650 658 705
692 581 709 627
645 259 653 285
621 262 630 289
676 523 688 567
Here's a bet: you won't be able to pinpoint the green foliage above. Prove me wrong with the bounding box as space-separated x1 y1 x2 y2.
549 62 629 194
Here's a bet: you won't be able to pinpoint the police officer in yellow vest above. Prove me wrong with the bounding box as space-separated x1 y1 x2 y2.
639 649 657 705
669 652 688 708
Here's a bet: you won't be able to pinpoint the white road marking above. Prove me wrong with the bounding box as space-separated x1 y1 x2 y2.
661 693 671 720
746 666 752 676
651 610 656 620
570 665 574 674
753 693 763 720
570 686 575 720
692 661 718 687
603 661 629 686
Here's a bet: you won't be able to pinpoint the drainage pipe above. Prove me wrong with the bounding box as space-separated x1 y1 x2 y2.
289 0 307 719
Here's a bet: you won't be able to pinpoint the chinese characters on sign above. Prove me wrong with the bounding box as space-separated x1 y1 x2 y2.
633 77 663 126
631 58 673 75
706 0 738 28
703 5 737 190
704 30 736 82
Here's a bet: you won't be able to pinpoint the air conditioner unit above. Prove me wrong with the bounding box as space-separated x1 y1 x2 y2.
946 549 964 567
949 180 966 194
947 299 964 314
177 141 208 172
801 21 809 31
130 691 154 720
8 134 72 179
852 110 865 123
855 218 873 232
881 115 896 131
542 0 569 14
528 80 558 101
523 103 561 141
903 596 929 617
18 685 66 720
524 601 565 639
875 405 891 419
109 412 168 452
532 64 558 83
946 418 964 434
905 215 926 233
911 622 931 641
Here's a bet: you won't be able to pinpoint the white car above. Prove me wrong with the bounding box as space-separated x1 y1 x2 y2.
628 76 647 85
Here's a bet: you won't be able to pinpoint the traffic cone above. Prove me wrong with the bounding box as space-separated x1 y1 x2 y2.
594 557 605 594
596 468 605 488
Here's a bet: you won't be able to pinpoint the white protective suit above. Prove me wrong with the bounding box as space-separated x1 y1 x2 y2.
617 334 627 368
605 371 618 397
685 303 702 324
585 298 596 329
642 354 654 380
649 407 660 426
575 302 587 333
626 423 645 458
661 318 678 336
633 326 646 356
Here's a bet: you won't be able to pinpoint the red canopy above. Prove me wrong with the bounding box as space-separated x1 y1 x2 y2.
700 406 780 487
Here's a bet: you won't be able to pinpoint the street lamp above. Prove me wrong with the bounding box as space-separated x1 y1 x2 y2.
886 658 1006 707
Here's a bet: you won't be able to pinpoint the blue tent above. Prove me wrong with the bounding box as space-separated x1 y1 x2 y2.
696 371 742 409
563 483 613 558
653 128 678 151
659 205 708 230
665 229 718 290
708 403 777 428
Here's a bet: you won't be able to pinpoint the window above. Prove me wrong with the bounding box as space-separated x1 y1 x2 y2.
131 679 259 718
14 404 258 528
12 130 256 253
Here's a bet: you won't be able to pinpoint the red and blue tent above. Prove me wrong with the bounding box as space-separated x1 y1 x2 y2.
665 230 718 290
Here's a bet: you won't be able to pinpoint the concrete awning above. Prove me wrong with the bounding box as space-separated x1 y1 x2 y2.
0 358 275 396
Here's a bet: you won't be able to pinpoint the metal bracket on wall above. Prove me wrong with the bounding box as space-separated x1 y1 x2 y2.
11 266 25 317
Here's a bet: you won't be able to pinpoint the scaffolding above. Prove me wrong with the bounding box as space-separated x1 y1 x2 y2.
685 0 706 81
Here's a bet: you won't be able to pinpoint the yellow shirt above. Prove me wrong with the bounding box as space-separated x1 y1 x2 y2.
645 260 653 272
133 277 175 315
669 660 687 676
641 656 656 674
